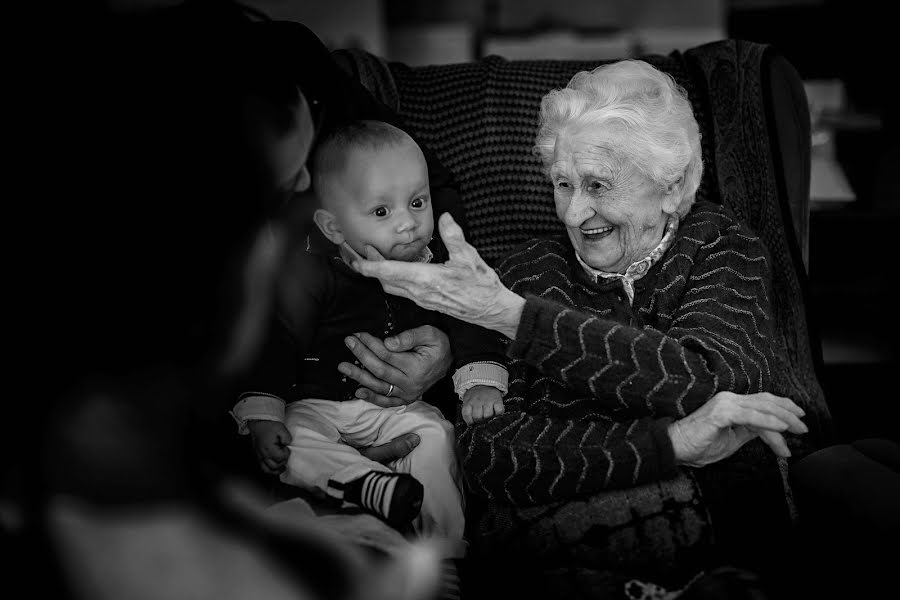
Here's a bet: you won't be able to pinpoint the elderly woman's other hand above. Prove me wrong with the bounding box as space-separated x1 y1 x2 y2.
350 213 526 339
669 391 808 467
337 325 453 407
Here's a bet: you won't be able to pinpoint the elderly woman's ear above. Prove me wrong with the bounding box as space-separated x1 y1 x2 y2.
661 174 686 215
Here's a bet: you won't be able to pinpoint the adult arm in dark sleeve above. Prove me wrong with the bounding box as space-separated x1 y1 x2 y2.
231 248 326 428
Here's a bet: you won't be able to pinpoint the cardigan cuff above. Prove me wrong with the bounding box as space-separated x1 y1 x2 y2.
230 393 286 435
507 294 549 360
649 417 679 480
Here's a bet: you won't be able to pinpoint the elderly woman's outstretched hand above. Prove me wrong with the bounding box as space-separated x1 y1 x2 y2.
349 213 525 339
669 391 808 467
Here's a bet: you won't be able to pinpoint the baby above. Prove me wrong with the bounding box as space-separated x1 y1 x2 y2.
232 120 508 547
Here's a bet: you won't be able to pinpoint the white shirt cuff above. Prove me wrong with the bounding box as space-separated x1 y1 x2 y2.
451 362 508 400
230 393 285 435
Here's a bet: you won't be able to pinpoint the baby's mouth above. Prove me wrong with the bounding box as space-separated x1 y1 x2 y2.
392 238 424 258
581 225 614 241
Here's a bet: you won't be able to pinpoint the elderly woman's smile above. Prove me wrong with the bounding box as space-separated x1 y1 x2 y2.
550 126 676 274
580 224 614 238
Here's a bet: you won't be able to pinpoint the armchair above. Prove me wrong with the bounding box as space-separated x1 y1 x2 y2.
333 40 833 594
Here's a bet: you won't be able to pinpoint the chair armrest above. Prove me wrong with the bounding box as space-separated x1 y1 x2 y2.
762 50 812 272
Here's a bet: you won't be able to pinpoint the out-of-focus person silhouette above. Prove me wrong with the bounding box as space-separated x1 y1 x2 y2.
4 2 443 599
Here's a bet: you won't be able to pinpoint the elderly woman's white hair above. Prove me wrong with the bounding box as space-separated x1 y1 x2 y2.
534 59 703 217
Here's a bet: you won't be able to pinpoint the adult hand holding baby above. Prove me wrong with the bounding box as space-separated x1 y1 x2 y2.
338 325 453 408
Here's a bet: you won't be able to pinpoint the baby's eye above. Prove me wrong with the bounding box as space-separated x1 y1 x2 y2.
373 206 389 218
410 197 428 209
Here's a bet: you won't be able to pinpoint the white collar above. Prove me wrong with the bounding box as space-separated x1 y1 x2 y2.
575 214 679 303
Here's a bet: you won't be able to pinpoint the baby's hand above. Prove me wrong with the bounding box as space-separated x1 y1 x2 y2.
461 385 505 425
247 420 292 475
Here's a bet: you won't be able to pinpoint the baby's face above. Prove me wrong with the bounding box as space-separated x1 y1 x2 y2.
328 140 434 261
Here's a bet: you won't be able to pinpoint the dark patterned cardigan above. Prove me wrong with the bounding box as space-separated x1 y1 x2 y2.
457 200 808 507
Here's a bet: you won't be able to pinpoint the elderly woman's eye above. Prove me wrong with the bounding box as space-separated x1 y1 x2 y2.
589 180 607 191
373 206 389 217
556 181 569 189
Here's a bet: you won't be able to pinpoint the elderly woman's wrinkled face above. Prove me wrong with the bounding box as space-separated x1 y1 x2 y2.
550 124 680 273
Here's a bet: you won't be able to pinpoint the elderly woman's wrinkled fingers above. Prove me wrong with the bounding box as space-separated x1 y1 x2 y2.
351 251 416 280
382 282 414 300
437 213 474 256
756 429 791 458
362 244 386 261
729 405 791 434
738 394 808 434
752 391 805 417
340 241 366 263
761 404 807 435
439 213 494 271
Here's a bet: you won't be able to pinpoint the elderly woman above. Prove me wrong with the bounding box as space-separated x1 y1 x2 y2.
348 59 810 588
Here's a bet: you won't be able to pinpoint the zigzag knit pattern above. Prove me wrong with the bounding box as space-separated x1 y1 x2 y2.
457 202 793 506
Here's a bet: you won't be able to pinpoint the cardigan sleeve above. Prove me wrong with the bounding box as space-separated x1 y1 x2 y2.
456 220 781 505
457 409 679 505
506 222 779 420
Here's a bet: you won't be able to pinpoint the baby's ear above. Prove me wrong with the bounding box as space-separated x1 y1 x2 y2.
313 208 344 245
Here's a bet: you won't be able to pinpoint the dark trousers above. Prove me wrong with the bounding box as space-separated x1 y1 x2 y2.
790 438 900 596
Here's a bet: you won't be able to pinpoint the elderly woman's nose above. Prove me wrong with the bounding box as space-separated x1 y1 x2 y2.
562 190 595 225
